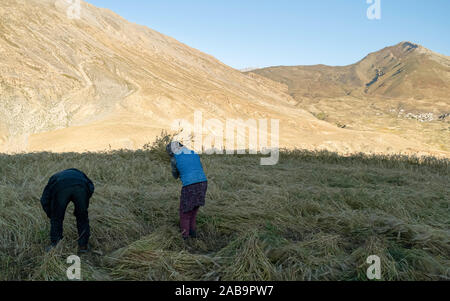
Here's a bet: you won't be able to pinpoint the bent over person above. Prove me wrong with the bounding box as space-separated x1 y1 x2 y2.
40 168 95 253
167 142 208 240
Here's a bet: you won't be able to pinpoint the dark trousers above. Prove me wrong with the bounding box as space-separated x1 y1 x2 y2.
180 207 199 238
50 185 90 247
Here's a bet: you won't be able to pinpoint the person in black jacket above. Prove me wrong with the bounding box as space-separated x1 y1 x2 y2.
40 169 95 253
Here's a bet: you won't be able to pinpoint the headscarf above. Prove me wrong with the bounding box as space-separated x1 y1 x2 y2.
166 141 184 157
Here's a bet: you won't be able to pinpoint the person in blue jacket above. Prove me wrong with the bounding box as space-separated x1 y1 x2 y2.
40 169 95 253
166 141 208 240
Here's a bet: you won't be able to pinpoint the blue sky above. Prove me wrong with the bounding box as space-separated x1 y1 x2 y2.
86 0 450 69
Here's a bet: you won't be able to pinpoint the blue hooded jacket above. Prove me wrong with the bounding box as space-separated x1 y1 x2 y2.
172 147 207 187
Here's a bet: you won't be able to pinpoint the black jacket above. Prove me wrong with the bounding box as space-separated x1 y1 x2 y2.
40 169 95 218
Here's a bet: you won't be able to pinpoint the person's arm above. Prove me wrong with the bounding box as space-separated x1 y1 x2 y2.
40 180 53 219
86 177 95 198
171 157 180 179
83 173 95 198
78 170 95 198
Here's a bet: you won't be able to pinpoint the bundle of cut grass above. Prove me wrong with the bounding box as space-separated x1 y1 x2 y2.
106 227 221 280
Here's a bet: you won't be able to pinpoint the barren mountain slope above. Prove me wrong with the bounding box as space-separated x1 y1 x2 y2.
0 1 447 156
251 42 450 101
250 42 450 152
0 0 296 151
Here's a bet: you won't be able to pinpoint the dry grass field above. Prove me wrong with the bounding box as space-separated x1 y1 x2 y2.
0 137 448 281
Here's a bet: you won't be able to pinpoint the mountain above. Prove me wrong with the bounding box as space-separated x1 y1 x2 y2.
0 0 296 151
0 1 448 157
250 42 450 101
249 42 450 153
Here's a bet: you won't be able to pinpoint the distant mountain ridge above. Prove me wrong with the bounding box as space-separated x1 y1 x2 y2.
250 42 450 154
250 42 450 101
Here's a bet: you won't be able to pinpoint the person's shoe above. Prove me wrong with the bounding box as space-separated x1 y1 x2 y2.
78 245 90 254
46 242 60 253
45 245 56 253
189 230 197 239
